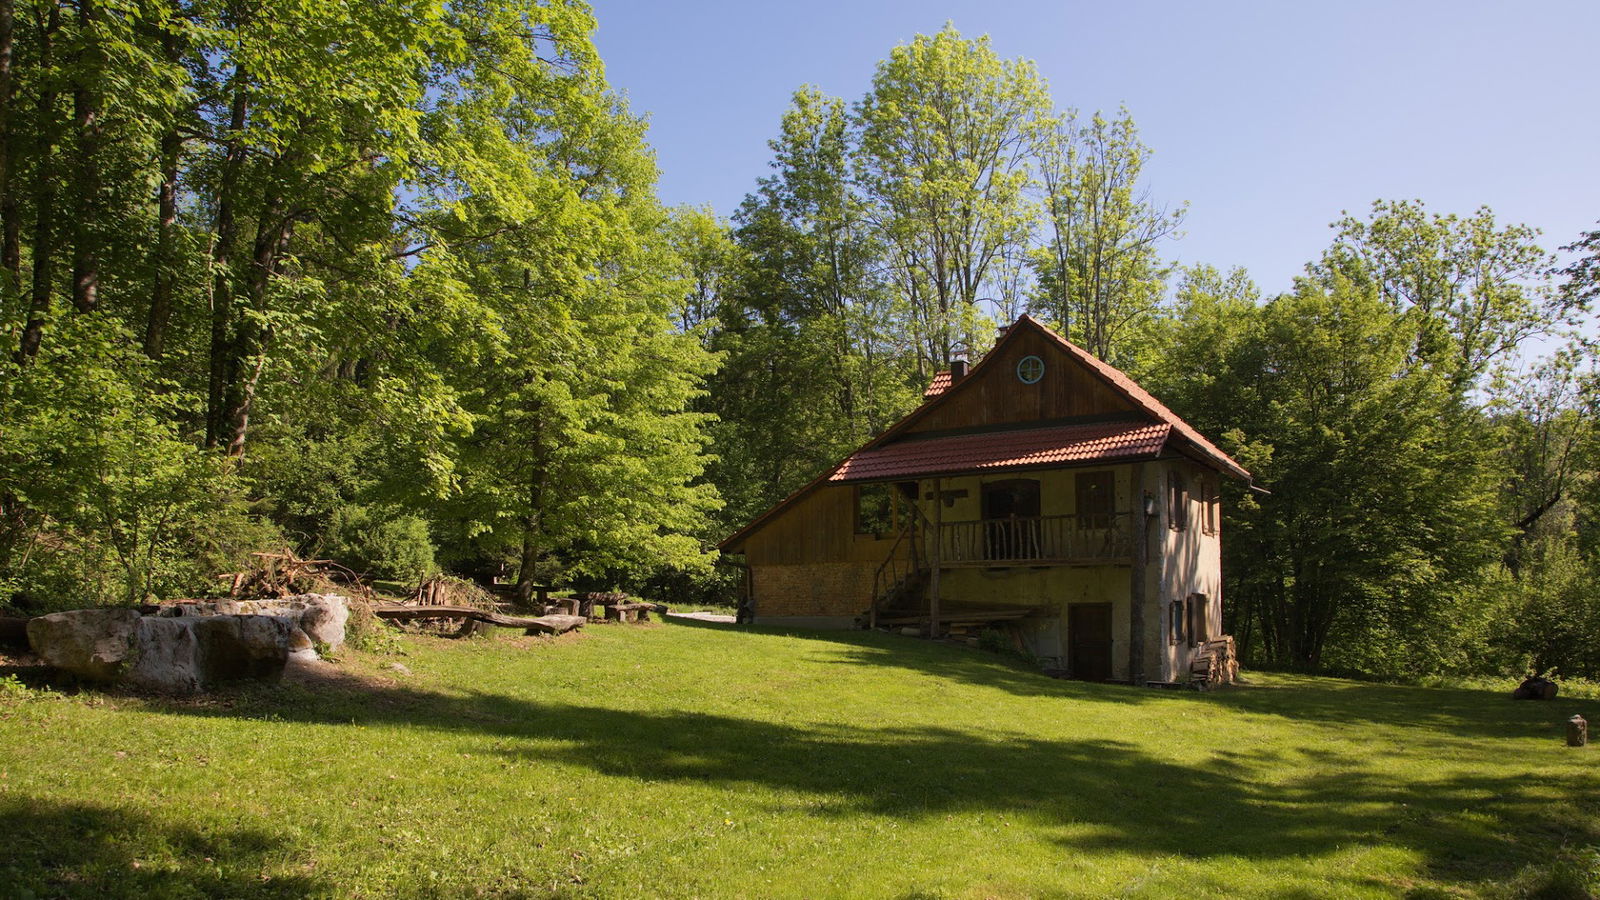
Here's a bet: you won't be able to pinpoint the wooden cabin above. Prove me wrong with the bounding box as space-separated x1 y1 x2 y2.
717 315 1252 685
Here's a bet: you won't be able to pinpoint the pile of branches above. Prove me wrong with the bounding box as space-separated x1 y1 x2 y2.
213 549 393 648
218 549 372 603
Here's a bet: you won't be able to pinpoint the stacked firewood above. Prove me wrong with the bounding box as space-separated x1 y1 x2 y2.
412 574 497 611
1188 635 1240 686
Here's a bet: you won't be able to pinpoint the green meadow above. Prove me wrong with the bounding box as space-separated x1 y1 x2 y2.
3 620 1596 899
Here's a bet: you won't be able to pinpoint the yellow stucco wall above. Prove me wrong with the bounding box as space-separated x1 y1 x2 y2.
936 565 1131 675
916 465 1135 524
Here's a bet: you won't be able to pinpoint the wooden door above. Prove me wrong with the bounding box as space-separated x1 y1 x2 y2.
1068 603 1113 681
981 479 1040 560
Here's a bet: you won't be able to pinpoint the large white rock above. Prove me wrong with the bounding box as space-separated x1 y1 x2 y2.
295 594 350 649
124 617 204 694
190 615 296 684
26 608 141 681
156 593 349 651
28 608 298 694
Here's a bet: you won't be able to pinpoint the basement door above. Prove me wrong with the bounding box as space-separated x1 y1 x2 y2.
1067 603 1113 681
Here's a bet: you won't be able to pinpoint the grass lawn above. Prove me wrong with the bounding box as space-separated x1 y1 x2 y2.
2 620 1597 899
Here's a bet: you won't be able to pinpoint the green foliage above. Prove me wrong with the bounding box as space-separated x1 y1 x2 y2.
1151 272 1507 675
1559 222 1600 313
0 0 721 608
709 85 917 528
855 24 1052 368
1031 108 1185 369
342 599 407 655
0 315 277 610
325 507 437 585
0 674 31 701
1314 200 1567 387
1501 846 1600 900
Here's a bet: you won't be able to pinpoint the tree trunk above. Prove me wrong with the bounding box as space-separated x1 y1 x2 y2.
69 0 100 313
206 78 248 447
144 25 180 358
18 3 61 362
515 517 542 606
0 0 18 287
222 202 291 458
513 442 551 607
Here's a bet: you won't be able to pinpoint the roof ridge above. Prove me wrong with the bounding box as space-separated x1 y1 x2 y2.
717 315 1248 551
1028 322 1250 480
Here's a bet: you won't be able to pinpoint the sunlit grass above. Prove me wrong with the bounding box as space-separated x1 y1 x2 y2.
2 621 1597 898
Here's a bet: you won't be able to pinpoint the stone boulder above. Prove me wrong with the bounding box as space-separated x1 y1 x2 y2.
26 608 142 681
155 593 349 651
123 616 204 694
189 615 298 683
294 594 349 648
27 608 299 694
1512 675 1559 700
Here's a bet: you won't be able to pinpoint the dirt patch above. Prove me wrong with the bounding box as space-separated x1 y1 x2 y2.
0 648 55 687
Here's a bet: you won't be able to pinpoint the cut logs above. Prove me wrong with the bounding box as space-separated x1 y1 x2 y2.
370 604 585 636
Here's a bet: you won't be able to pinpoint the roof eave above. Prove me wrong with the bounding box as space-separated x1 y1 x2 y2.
830 450 1169 486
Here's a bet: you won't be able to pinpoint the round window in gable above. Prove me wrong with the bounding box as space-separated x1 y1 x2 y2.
1016 355 1045 384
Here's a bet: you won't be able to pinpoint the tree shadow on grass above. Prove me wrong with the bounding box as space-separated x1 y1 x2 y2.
664 616 1150 702
663 617 1600 743
161 675 1600 895
0 796 326 899
1194 673 1600 743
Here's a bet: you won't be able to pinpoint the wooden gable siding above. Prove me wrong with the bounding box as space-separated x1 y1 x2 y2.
900 328 1141 436
743 484 894 566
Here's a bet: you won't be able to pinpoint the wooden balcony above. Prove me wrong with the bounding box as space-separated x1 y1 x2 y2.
929 513 1133 567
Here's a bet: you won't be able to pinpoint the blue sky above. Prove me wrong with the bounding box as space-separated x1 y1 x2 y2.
590 0 1599 294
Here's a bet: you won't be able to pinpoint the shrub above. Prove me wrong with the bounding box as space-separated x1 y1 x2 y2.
325 506 437 585
0 318 281 611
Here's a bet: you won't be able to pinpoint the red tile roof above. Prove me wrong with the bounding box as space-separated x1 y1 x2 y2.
717 315 1250 551
830 421 1171 483
1025 318 1249 480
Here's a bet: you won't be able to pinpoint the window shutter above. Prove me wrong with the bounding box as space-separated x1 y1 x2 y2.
1188 593 1209 646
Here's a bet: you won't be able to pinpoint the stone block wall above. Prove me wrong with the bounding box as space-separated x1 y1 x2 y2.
752 562 878 619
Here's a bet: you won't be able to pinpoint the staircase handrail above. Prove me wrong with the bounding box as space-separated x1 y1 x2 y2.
869 511 924 625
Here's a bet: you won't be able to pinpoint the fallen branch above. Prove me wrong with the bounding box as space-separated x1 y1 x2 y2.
370 604 584 636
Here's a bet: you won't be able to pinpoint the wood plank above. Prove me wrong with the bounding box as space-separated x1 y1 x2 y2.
939 557 1133 569
370 604 584 635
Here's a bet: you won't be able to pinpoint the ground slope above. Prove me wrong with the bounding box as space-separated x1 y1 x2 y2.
1 621 1596 898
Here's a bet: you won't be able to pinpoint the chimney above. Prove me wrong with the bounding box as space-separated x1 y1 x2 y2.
996 324 1011 340
950 358 969 381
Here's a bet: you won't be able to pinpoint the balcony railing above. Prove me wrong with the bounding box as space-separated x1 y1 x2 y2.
929 513 1133 565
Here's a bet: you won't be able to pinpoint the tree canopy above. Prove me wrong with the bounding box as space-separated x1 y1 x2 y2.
3 12 1598 686
0 0 719 608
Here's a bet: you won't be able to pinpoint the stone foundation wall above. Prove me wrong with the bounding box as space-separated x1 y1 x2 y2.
752 562 877 620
